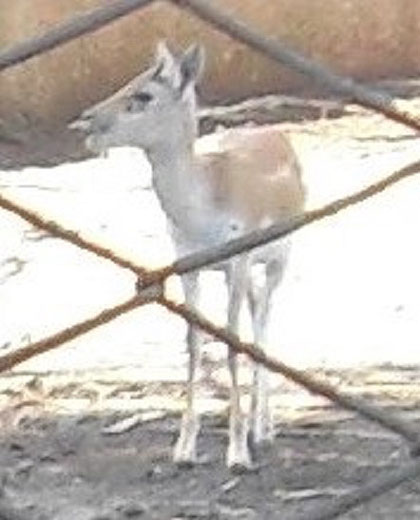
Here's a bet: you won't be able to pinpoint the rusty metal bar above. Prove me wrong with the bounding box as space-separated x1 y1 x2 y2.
0 2 418 518
146 159 420 284
0 0 155 72
1 274 418 450
1 160 420 440
0 293 154 373
302 459 420 520
172 0 420 133
3 159 420 292
0 193 148 277
0 166 419 446
0 0 418 137
159 297 420 447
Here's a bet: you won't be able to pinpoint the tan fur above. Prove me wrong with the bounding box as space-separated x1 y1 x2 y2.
197 126 305 227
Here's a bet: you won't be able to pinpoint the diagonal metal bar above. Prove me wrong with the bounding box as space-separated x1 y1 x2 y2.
2 275 418 451
0 193 148 277
1 3 419 517
1 162 420 441
172 0 420 134
0 158 419 381
0 293 155 373
146 159 420 284
2 158 420 305
0 288 418 520
301 458 420 520
0 0 155 72
0 0 418 137
3 159 420 288
159 296 420 447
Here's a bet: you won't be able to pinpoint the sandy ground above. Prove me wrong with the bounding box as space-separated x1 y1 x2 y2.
1 105 420 518
2 109 420 370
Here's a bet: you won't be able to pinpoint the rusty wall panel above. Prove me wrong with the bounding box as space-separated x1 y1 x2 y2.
0 0 420 166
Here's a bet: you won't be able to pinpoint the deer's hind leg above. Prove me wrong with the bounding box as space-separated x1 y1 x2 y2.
248 245 289 446
173 271 202 466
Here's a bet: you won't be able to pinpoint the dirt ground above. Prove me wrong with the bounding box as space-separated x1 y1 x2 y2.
1 367 420 520
2 97 420 519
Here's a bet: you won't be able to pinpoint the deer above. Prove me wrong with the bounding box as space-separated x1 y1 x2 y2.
70 42 306 471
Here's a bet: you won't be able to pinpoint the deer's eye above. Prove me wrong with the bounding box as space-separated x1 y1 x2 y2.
134 92 153 104
127 92 154 112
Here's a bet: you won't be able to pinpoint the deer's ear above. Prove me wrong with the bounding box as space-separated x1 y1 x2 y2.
155 41 175 66
179 43 205 92
154 41 177 81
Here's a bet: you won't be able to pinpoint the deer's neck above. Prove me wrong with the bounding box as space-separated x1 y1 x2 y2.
145 113 240 247
147 132 204 230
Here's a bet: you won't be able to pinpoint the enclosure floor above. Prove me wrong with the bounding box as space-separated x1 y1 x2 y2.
2 101 420 518
1 366 420 519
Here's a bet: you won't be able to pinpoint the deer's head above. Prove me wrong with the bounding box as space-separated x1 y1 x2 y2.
70 42 204 154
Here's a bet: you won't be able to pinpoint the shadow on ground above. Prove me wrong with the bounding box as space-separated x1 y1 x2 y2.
1 366 420 519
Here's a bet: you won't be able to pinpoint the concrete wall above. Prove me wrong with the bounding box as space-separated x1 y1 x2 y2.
0 0 419 166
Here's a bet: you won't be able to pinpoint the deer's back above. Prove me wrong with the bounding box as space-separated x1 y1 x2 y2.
196 125 306 228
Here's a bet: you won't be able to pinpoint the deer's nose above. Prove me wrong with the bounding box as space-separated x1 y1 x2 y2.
69 116 90 132
90 112 113 134
69 111 93 132
69 110 112 134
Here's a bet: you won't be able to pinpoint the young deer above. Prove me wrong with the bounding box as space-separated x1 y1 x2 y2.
71 43 306 470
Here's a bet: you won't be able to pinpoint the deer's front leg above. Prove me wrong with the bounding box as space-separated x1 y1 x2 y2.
173 271 202 466
226 257 252 471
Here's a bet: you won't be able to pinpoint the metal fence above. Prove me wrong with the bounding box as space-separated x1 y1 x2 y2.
1 1 420 519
